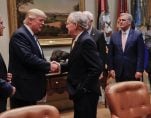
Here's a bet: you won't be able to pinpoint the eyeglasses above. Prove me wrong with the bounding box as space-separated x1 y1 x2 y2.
66 22 74 25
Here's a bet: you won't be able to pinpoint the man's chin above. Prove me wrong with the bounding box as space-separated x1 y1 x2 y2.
35 30 42 34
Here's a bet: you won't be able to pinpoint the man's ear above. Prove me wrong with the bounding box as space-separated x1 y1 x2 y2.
75 23 78 29
28 18 34 24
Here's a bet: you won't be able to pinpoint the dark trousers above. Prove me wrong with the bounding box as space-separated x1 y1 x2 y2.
116 69 141 82
116 76 141 82
0 98 7 113
73 92 99 118
10 97 36 109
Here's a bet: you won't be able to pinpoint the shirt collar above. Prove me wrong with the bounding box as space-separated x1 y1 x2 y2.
74 31 83 42
87 26 92 35
122 27 130 35
24 24 34 36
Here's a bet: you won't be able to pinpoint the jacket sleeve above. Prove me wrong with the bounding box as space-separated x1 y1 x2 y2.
136 32 145 72
81 39 103 89
0 79 13 98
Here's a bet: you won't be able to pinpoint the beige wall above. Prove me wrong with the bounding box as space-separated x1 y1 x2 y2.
0 0 10 67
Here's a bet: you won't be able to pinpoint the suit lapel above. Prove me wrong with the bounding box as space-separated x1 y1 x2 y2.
34 36 44 58
124 29 133 52
69 39 80 61
119 30 133 53
118 31 123 52
31 35 44 58
23 26 44 59
69 31 86 63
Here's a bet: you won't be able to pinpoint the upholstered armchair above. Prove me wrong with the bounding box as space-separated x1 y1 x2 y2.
0 105 60 118
105 81 151 118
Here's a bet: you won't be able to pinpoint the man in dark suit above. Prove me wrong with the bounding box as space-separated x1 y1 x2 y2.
0 17 16 112
108 13 144 82
8 9 59 109
60 11 103 118
83 11 108 88
83 11 108 104
83 11 107 70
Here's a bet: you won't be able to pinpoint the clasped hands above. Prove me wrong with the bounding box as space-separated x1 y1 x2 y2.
50 61 60 73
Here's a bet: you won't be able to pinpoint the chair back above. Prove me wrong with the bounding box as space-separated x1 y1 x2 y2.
0 105 60 118
105 81 151 118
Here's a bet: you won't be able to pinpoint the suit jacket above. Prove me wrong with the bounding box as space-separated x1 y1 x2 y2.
8 25 50 101
61 31 103 99
90 28 107 69
108 29 144 80
144 30 151 73
0 54 13 98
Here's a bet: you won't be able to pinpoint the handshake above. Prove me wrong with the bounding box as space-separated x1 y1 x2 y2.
50 61 60 73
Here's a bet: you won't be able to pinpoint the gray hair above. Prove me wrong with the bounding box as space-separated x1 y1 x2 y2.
120 13 133 22
23 8 47 24
67 11 88 30
83 11 94 22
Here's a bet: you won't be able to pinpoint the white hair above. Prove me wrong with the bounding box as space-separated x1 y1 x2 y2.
67 11 88 30
24 8 47 24
120 13 133 22
83 11 94 21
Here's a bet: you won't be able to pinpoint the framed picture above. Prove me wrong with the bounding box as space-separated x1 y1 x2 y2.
7 0 85 46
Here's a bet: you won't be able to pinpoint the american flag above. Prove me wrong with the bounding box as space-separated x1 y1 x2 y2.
97 0 112 33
